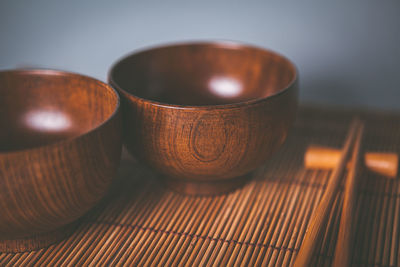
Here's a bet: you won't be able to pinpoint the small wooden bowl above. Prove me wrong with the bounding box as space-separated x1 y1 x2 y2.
0 69 122 252
109 42 298 195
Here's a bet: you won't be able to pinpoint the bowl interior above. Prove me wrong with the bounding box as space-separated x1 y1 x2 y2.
0 70 118 152
110 43 296 106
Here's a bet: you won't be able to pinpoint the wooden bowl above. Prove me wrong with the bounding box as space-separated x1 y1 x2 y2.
0 69 122 252
109 42 298 195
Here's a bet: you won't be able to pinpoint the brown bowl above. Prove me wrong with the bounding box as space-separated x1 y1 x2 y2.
109 41 298 195
0 69 122 252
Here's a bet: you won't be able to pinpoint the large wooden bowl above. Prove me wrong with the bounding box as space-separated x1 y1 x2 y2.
0 69 122 252
109 42 298 195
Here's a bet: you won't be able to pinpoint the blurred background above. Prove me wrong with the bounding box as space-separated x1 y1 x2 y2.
1 0 399 110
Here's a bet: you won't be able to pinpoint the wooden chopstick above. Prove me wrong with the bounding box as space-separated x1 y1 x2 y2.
332 121 364 267
293 118 361 267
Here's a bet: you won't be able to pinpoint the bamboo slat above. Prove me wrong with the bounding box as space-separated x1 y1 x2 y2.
1 106 399 267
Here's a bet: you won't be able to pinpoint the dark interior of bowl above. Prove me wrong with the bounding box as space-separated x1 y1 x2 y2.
0 70 118 152
110 43 296 106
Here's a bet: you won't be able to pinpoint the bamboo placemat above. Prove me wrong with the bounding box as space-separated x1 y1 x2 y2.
1 106 399 266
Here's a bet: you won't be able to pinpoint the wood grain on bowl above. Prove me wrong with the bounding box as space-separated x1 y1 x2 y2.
0 69 122 252
109 42 298 195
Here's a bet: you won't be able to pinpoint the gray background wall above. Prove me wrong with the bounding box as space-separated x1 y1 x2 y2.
1 1 399 110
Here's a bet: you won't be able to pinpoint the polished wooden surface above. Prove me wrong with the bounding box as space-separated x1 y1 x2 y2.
305 145 398 178
0 69 122 252
109 42 298 195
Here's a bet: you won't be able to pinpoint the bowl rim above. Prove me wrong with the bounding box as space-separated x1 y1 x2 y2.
0 68 120 154
108 40 298 110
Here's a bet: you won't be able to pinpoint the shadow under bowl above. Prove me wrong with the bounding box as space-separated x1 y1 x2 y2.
0 69 122 252
109 41 298 195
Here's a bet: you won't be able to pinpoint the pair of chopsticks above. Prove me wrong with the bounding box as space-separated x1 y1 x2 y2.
294 118 365 267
